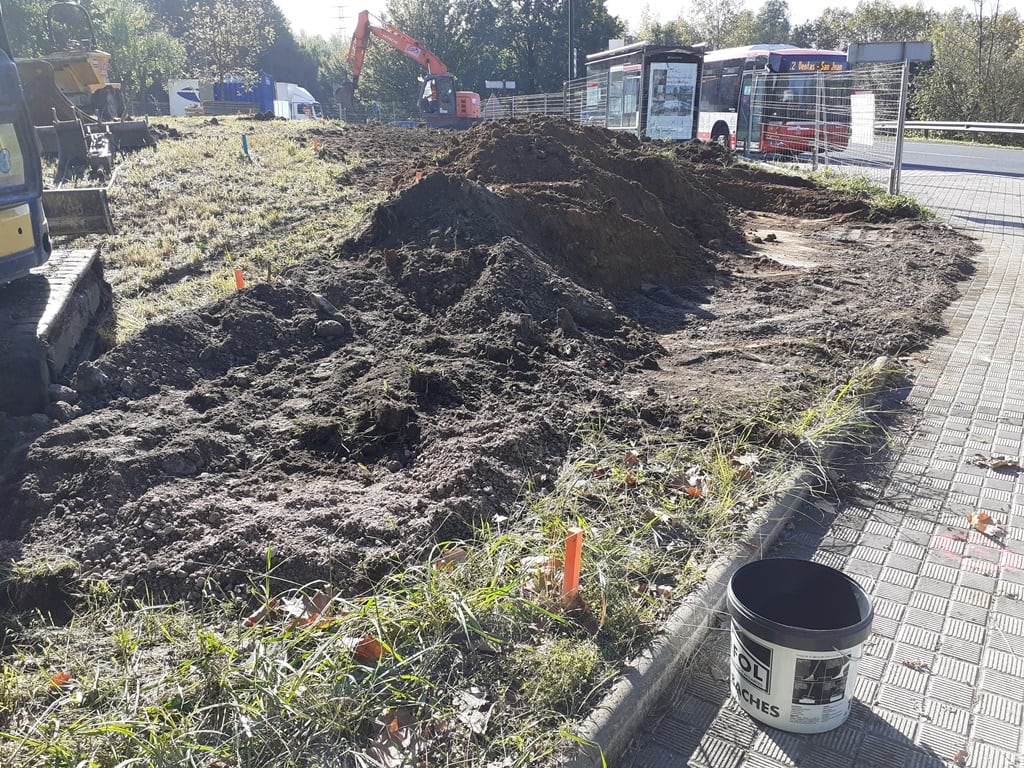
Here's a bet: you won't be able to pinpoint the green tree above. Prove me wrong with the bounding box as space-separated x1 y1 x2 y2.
724 9 759 46
140 0 189 38
1 0 50 56
633 10 702 46
256 4 320 91
753 0 791 43
913 2 1024 129
793 0 934 50
92 0 185 100
792 9 853 49
691 0 745 48
185 0 276 85
845 0 935 45
491 0 554 92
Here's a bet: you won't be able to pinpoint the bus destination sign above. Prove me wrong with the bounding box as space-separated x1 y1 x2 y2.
787 60 845 72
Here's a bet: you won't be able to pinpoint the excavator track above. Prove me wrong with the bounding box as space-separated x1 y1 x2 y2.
0 247 109 415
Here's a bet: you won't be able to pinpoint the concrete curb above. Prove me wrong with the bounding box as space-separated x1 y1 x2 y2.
563 463 832 767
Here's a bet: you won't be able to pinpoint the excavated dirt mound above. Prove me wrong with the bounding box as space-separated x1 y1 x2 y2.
0 117 975 603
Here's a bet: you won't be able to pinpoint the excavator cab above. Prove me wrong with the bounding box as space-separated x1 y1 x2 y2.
0 29 52 282
43 1 125 121
419 74 480 128
420 74 458 115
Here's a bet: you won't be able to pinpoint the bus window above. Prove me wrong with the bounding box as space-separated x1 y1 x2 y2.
718 74 740 112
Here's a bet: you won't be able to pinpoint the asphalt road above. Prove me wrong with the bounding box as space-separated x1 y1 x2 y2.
901 139 1024 177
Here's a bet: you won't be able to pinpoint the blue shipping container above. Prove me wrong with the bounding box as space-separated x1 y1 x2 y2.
213 71 275 112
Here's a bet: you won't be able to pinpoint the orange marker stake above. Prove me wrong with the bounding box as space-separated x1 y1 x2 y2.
234 268 245 290
562 527 584 605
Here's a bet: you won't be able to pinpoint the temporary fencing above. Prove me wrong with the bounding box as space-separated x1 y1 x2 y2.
350 61 1015 207
746 62 908 193
480 65 909 192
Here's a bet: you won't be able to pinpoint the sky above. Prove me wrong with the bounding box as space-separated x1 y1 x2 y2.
279 0 1024 40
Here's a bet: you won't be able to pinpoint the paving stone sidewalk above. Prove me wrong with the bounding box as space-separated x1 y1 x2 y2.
624 166 1024 768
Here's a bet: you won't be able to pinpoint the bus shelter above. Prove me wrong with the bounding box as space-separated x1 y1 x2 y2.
584 43 703 141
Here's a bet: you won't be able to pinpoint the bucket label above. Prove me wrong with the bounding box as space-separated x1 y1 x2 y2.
792 656 849 705
734 629 772 692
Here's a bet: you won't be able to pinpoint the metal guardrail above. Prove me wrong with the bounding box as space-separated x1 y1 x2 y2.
877 120 1024 134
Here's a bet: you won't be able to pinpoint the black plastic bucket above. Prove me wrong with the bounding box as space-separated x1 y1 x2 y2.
727 558 873 733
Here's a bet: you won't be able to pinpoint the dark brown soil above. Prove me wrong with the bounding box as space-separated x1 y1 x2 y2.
0 117 975 604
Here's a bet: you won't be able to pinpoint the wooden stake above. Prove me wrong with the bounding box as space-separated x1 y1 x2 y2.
562 527 584 605
234 268 245 290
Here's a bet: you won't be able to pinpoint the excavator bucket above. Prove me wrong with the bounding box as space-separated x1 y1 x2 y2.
42 186 113 236
336 81 356 110
105 119 155 151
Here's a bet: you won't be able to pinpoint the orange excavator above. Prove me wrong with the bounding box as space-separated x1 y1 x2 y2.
340 10 481 129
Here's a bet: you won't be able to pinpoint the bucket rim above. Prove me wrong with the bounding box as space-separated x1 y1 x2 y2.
727 558 874 651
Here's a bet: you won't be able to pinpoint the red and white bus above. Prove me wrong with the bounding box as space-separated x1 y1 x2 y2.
697 44 851 155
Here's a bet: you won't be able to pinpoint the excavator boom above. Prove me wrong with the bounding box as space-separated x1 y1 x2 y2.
347 10 448 89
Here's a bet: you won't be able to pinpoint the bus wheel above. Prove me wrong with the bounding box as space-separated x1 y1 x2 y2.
711 127 730 148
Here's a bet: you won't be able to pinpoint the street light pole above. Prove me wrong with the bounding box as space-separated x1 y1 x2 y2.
567 0 574 81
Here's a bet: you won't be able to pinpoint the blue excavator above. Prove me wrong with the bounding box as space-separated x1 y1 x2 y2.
0 2 114 415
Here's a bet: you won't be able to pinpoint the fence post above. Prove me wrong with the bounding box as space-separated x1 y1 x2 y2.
745 74 758 159
812 71 823 171
889 59 910 195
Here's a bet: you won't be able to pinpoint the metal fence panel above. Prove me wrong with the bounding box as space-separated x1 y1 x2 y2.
742 62 906 189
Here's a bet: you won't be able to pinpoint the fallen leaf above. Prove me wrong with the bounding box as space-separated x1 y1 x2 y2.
281 588 338 627
435 547 469 569
966 453 1021 471
563 592 601 635
242 598 280 627
624 451 641 466
901 660 931 672
967 512 1003 535
731 452 760 467
990 456 1021 470
454 687 491 736
364 707 424 767
343 636 384 664
520 555 561 578
952 748 968 766
685 486 703 498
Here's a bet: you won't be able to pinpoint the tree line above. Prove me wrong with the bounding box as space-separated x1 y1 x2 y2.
5 0 1022 129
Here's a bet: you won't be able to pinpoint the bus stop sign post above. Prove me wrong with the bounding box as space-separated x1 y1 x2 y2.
890 60 910 195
